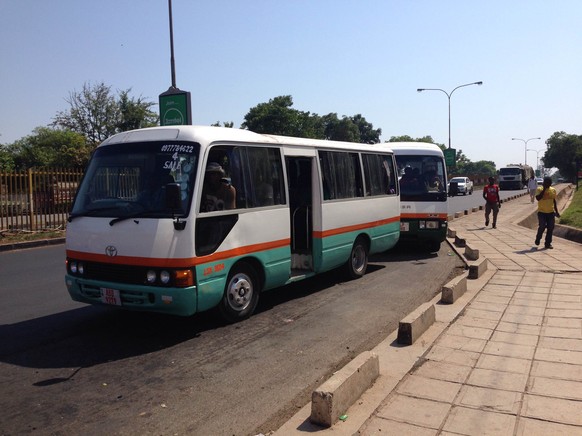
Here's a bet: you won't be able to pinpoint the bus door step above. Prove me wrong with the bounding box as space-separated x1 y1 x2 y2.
291 253 313 270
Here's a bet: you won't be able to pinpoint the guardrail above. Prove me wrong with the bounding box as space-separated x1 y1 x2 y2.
0 168 84 232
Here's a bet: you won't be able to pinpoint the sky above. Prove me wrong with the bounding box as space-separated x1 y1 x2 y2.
1 0 581 171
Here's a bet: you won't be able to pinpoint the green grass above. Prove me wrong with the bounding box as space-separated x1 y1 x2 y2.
559 187 582 229
0 229 65 245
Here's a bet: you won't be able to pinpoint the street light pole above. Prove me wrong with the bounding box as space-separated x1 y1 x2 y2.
512 137 540 167
417 81 483 149
527 148 544 175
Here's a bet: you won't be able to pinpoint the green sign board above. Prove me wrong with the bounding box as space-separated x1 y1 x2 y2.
444 148 456 167
159 88 192 126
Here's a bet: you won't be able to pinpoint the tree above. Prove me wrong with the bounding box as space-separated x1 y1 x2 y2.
7 127 90 169
211 121 234 128
322 113 359 142
349 114 381 144
457 160 496 177
242 95 380 143
543 131 582 181
53 81 158 146
0 144 15 171
322 113 381 143
117 89 158 132
53 82 119 145
242 95 304 137
242 95 324 138
386 135 443 147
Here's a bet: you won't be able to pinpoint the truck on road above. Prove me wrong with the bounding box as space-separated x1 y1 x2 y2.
498 164 534 190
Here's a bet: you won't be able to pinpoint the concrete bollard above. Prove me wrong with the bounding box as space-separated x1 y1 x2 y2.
464 244 480 261
441 272 469 304
310 351 379 427
454 235 466 247
468 257 488 279
397 302 436 345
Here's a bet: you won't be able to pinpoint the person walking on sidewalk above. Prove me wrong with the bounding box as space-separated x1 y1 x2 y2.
535 176 560 249
483 176 501 228
527 175 538 203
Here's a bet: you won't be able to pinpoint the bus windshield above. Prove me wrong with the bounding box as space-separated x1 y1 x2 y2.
395 155 447 201
70 141 199 219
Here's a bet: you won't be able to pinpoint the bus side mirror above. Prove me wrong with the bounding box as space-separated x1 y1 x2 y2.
165 183 182 211
165 183 186 230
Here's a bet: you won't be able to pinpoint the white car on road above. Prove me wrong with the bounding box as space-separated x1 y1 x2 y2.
448 176 474 196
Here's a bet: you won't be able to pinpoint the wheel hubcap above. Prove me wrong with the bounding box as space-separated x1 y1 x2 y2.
227 274 253 311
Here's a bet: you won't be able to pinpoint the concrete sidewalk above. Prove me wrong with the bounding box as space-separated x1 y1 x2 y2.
274 186 582 436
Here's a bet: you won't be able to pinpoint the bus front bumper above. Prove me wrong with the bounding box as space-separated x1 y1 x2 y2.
65 275 198 317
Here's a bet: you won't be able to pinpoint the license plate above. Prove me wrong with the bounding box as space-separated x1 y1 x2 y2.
100 287 122 306
400 222 409 232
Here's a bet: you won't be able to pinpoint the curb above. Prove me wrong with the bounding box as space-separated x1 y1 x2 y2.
0 237 66 252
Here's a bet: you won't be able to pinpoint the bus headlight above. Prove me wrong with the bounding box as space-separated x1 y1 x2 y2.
146 270 157 283
160 270 171 284
70 261 78 274
78 262 85 275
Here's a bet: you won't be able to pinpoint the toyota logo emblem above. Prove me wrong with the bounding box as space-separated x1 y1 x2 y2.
105 246 118 257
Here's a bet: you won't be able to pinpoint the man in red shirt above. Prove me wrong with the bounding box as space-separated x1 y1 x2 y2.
483 176 501 228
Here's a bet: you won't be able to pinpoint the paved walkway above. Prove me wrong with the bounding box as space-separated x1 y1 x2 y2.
275 186 582 436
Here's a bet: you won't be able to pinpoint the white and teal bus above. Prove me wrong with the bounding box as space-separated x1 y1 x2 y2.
65 126 400 322
390 142 448 252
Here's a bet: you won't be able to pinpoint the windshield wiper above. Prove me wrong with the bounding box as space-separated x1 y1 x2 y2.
68 207 121 222
109 211 166 226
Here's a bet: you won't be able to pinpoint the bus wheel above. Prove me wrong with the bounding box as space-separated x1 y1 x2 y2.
219 262 259 323
345 238 368 279
427 241 441 253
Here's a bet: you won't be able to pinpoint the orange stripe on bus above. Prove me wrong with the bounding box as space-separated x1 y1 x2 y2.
66 238 291 268
312 216 399 239
401 213 448 219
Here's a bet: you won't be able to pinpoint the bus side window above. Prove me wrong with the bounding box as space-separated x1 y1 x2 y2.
247 147 284 208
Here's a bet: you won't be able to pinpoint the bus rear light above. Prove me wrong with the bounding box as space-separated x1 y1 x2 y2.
174 269 194 287
425 221 439 229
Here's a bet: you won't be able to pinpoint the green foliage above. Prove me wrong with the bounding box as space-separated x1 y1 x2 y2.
456 160 496 177
52 81 158 147
543 132 582 181
242 95 319 138
211 121 234 128
6 127 90 169
559 186 582 229
117 89 158 132
0 144 16 171
386 135 442 147
242 95 380 143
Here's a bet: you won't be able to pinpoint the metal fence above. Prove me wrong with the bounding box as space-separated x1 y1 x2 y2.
0 168 84 232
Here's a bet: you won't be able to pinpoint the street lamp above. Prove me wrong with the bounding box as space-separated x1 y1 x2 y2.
527 148 544 175
511 137 540 167
417 81 483 149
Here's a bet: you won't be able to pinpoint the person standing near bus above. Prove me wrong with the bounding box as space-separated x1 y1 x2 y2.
527 175 537 203
483 176 501 228
535 176 560 249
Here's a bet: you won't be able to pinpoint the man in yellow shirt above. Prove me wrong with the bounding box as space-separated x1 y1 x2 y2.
534 176 560 249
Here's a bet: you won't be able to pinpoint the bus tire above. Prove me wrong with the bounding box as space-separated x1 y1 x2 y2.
427 241 441 253
219 262 259 323
345 237 368 279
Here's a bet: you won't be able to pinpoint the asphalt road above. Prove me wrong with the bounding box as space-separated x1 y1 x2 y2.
0 242 464 436
448 187 525 215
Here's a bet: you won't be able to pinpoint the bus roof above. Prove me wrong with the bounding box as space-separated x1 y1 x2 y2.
99 125 395 153
387 142 444 156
